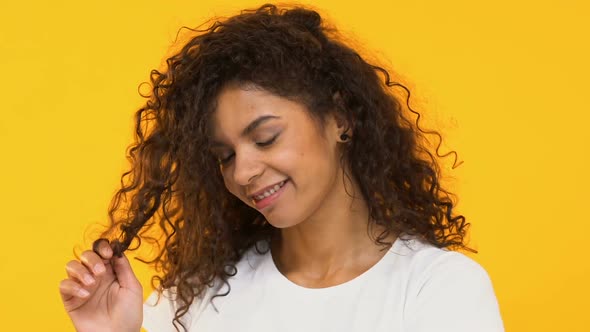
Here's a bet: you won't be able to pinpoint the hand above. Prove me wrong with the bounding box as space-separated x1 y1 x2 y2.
59 239 143 332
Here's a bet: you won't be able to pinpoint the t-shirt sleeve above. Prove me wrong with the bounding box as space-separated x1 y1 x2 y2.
404 252 505 332
142 290 178 332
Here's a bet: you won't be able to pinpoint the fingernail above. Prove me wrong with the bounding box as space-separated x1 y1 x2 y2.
94 264 105 274
83 274 95 285
78 288 90 297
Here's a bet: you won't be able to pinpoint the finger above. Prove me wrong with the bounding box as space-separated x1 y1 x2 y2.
92 238 113 259
65 260 96 286
111 253 142 292
110 240 126 258
80 250 108 276
59 278 90 301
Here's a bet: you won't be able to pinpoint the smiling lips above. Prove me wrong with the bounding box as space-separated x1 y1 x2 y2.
250 180 288 202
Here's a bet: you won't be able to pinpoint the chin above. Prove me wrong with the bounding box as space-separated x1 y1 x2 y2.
263 213 301 229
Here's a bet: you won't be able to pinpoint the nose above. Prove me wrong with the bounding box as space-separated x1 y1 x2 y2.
231 150 263 186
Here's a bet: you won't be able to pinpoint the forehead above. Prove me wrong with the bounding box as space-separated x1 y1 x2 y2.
215 85 275 120
211 84 308 138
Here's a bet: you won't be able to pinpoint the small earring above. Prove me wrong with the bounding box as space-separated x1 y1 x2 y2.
339 133 350 142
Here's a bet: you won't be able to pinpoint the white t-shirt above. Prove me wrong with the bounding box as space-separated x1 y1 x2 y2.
143 235 504 331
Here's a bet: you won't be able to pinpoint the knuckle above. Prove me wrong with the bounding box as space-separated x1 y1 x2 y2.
59 279 74 291
65 261 85 275
80 250 97 264
65 260 79 269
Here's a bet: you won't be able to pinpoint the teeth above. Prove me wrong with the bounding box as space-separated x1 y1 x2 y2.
254 180 287 201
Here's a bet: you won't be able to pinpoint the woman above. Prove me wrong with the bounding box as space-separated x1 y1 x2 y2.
59 4 504 332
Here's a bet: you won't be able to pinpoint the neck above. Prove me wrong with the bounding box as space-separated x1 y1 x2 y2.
271 171 396 280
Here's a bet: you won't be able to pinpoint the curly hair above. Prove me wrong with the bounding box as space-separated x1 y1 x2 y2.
97 3 472 331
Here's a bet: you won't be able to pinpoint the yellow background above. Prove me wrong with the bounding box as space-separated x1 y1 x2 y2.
1 0 588 331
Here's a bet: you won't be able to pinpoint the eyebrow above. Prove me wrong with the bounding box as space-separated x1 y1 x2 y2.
211 115 281 148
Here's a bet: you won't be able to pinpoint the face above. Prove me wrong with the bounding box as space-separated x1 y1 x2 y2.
210 84 345 228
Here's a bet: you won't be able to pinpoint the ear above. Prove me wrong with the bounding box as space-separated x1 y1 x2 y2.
332 91 353 138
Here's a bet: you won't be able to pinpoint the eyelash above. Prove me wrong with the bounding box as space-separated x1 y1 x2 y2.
218 134 279 165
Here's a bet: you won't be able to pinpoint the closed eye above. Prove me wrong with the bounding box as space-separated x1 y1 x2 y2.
218 133 280 166
256 134 279 147
219 153 235 165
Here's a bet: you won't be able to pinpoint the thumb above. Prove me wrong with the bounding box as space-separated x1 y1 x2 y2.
111 253 141 292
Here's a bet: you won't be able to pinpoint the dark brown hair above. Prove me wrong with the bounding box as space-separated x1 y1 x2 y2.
98 3 472 331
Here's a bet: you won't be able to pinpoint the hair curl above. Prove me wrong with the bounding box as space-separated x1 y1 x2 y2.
98 3 472 331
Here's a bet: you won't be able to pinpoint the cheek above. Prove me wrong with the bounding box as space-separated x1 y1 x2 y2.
268 145 306 176
274 139 335 183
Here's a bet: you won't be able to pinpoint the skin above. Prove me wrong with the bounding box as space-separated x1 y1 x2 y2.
59 240 143 332
59 83 396 331
212 83 397 288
